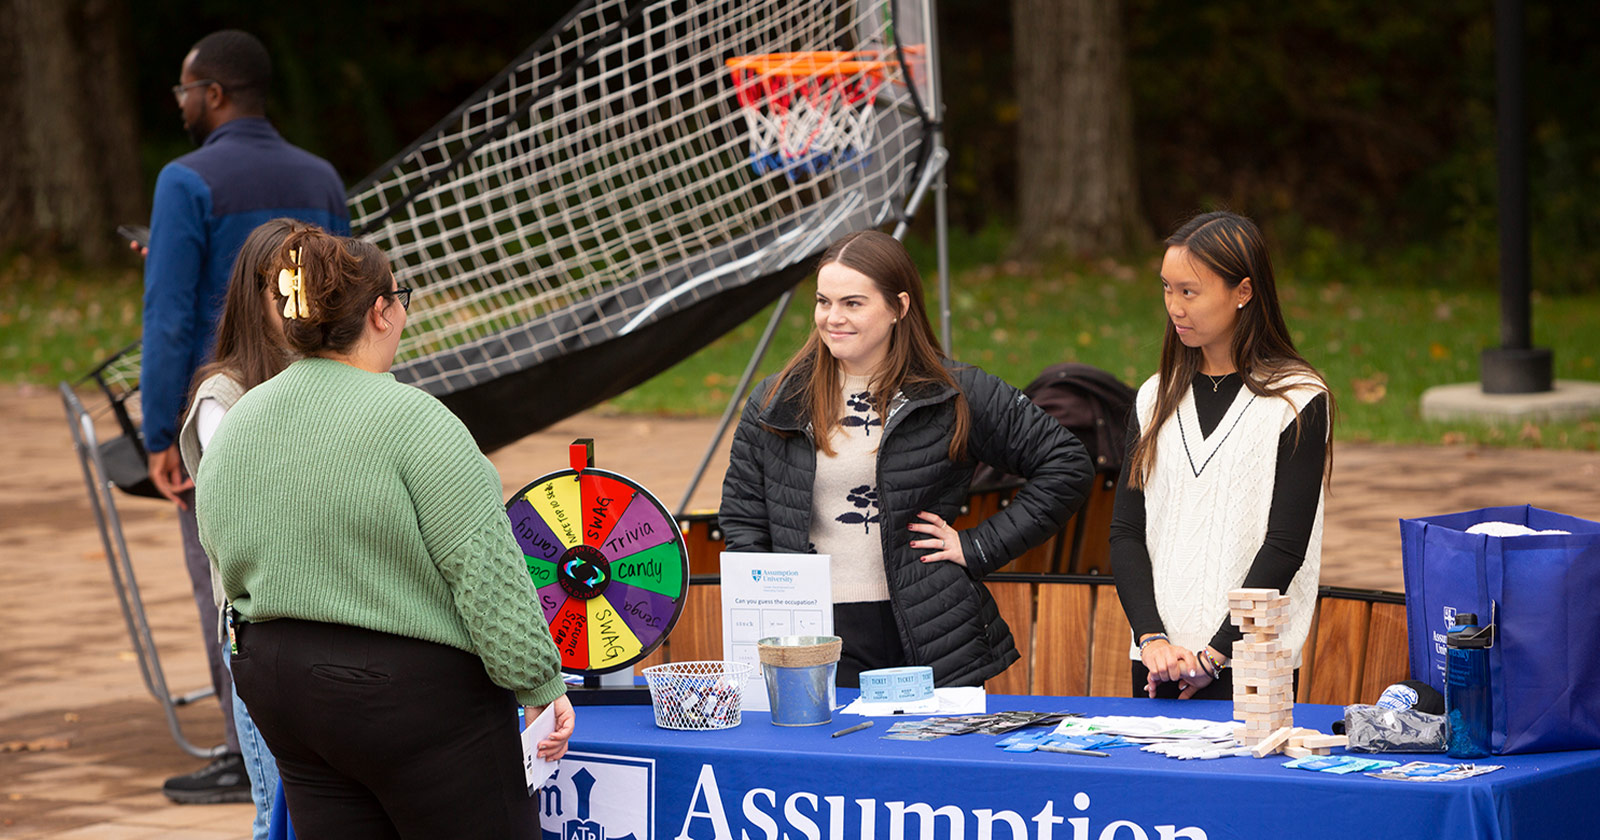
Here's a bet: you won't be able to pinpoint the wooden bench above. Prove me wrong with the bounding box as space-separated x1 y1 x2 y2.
635 573 1408 707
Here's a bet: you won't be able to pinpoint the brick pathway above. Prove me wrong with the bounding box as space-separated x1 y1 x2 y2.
3 384 1596 838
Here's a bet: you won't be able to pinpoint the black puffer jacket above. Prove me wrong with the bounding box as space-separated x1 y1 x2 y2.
720 361 1093 686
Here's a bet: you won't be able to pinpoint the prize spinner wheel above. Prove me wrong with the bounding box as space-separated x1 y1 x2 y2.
505 467 689 675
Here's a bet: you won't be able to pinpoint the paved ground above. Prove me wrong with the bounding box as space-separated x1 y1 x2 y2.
3 382 1596 838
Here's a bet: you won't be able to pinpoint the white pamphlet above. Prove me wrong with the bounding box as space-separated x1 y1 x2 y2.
720 551 833 712
521 703 560 795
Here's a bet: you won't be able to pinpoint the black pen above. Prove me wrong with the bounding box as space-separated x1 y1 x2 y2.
831 721 874 738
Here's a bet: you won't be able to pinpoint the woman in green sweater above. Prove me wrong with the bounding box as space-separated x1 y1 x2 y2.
195 229 573 839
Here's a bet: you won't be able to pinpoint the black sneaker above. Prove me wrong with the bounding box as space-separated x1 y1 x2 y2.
161 752 251 804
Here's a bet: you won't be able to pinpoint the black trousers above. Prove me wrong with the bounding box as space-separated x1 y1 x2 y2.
231 618 539 840
833 600 906 688
1131 661 1301 701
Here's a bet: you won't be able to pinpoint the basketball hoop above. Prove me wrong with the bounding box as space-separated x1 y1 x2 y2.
725 51 895 178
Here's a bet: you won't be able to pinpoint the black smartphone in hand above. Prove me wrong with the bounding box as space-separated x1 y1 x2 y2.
117 224 150 250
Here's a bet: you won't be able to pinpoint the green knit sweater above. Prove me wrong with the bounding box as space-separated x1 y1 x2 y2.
195 357 565 707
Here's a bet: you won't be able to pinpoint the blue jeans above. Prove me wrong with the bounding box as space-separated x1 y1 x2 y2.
228 657 280 840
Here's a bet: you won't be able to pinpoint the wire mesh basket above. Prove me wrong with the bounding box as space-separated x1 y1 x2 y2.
642 661 754 730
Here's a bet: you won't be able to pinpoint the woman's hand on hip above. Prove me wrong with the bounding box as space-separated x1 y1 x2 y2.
910 511 966 568
527 694 576 761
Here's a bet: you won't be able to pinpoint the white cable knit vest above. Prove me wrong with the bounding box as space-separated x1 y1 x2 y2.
1130 372 1326 666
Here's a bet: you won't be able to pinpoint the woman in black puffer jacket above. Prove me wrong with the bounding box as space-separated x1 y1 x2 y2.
719 230 1093 687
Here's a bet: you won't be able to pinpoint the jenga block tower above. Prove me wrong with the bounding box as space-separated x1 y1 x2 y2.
1227 588 1294 749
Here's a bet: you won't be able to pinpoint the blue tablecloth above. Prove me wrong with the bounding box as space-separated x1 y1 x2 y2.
541 693 1599 840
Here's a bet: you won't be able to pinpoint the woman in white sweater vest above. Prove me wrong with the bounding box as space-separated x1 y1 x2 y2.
1110 211 1332 700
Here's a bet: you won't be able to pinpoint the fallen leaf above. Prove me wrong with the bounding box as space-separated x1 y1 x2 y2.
1519 422 1542 443
1441 432 1467 445
1351 373 1388 404
1429 343 1450 360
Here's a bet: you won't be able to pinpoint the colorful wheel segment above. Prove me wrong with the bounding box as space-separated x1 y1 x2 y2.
505 467 688 675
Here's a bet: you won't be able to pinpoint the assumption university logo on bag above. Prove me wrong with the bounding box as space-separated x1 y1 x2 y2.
539 754 655 840
751 570 762 582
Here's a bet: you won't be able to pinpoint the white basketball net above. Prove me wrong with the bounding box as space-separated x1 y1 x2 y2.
729 62 888 177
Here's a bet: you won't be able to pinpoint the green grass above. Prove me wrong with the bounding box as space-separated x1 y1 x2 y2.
0 256 143 386
6 230 1598 450
604 229 1600 450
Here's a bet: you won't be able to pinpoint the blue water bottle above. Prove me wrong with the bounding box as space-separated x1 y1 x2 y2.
1445 611 1493 758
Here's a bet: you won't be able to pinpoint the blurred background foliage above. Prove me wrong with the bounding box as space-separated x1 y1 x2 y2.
4 0 1597 447
98 0 1599 291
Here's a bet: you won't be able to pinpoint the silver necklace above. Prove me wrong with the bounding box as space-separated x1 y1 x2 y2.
1203 371 1232 393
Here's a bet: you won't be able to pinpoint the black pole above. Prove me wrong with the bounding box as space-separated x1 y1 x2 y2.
1481 0 1552 393
1496 0 1528 351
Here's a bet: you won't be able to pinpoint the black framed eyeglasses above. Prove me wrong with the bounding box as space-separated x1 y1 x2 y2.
381 288 414 311
171 79 220 105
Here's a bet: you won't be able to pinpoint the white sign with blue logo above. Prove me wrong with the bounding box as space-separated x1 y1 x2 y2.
537 752 655 840
719 552 833 712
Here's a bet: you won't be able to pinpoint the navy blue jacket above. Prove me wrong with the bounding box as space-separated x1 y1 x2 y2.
140 117 349 452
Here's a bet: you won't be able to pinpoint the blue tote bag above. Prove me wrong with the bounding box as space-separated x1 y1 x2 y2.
1400 504 1600 754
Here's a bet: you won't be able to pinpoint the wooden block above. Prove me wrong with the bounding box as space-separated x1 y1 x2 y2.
1233 651 1292 667
1283 746 1313 759
1235 641 1286 656
1234 668 1294 682
1237 613 1289 628
1241 602 1292 616
1235 725 1272 742
1299 734 1347 749
1251 726 1295 758
1232 603 1291 619
1232 670 1293 684
1228 588 1283 602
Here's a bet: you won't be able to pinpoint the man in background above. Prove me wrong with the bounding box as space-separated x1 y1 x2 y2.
140 29 348 813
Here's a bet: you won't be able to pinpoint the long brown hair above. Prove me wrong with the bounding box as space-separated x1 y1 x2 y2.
764 230 970 460
1128 211 1333 488
191 218 318 397
277 229 395 357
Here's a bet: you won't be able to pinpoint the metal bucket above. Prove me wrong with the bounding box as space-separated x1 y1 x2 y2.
757 635 842 726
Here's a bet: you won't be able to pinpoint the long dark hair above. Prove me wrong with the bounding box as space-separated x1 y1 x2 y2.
277 229 395 357
764 230 970 460
191 218 317 397
1128 211 1333 488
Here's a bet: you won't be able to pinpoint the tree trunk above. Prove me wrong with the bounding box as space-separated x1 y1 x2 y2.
1011 0 1143 258
0 0 142 264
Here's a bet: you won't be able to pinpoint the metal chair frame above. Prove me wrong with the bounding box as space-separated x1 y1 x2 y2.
59 365 225 760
